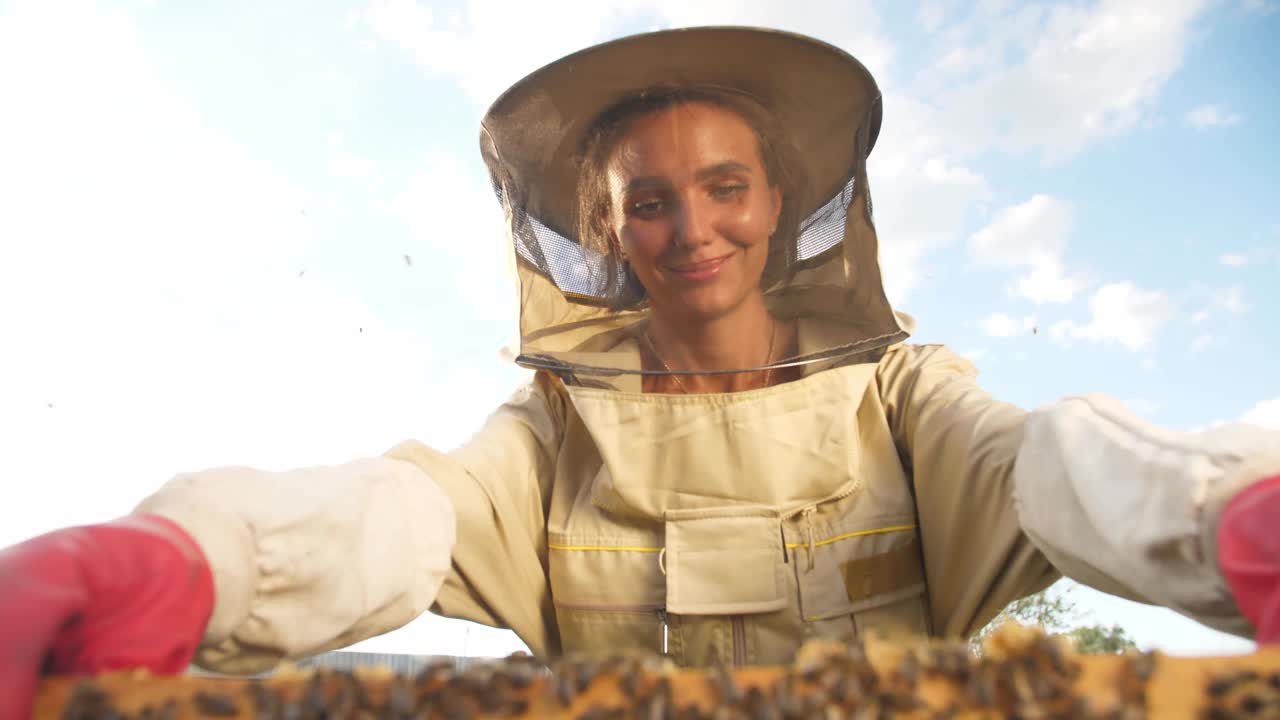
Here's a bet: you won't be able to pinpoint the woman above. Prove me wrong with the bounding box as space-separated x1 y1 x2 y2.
575 85 801 394
2 27 1277 718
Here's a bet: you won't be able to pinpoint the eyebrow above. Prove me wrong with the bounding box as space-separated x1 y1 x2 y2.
624 161 753 193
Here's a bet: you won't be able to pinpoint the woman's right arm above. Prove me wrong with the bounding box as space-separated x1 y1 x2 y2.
1 371 566 719
134 455 458 675
0 453 456 718
383 372 568 659
136 371 568 674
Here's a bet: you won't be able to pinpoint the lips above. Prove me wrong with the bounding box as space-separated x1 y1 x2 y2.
667 254 733 282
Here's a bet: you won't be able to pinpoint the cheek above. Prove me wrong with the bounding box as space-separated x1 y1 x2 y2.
724 196 776 248
619 222 669 264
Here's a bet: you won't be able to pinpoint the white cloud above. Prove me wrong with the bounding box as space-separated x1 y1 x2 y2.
1010 261 1081 305
1241 398 1280 430
878 240 928 307
1190 334 1214 352
970 195 1085 304
0 6 308 287
360 0 655 105
1219 253 1249 267
871 114 991 302
359 0 895 108
1186 104 1243 129
1215 286 1250 314
1141 113 1168 130
646 0 896 82
983 313 1019 337
0 1 534 555
982 312 1037 337
931 0 1211 162
933 45 985 76
1185 287 1248 327
1051 282 1173 351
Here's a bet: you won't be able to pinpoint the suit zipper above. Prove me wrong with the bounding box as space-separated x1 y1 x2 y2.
731 616 746 667
779 479 858 523
659 609 668 654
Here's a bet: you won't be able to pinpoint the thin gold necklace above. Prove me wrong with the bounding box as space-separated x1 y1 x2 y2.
644 320 777 394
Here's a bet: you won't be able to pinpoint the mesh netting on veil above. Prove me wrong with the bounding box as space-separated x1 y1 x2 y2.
500 176 859 305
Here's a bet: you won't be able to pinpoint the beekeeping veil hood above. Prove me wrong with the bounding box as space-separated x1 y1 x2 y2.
480 27 911 386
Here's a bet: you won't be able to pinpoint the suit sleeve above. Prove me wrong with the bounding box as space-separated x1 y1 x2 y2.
384 371 567 658
878 344 1274 640
1013 392 1278 638
134 373 567 674
135 455 456 675
876 344 1058 639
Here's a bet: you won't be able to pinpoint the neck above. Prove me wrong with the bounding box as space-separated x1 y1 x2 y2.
645 293 777 392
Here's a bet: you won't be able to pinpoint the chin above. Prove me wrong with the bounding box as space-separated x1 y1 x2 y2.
665 286 753 322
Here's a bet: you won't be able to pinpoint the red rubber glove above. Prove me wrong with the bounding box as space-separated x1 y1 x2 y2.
0 514 214 720
1218 474 1280 644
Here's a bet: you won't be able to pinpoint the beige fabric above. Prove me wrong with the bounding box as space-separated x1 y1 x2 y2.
875 345 1059 638
137 338 1280 671
134 458 456 675
1013 394 1280 637
136 345 1278 672
390 349 946 666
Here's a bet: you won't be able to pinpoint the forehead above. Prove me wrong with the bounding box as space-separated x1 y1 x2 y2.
608 102 763 178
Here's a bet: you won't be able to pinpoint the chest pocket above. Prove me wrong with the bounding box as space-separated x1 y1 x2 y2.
791 513 930 642
548 535 667 656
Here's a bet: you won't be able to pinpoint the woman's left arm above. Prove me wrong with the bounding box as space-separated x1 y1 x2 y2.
1014 388 1279 640
877 343 1279 641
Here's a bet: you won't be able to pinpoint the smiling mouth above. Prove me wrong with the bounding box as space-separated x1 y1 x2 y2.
667 254 733 280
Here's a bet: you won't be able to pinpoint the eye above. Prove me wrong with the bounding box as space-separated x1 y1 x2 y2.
709 183 747 200
628 198 665 217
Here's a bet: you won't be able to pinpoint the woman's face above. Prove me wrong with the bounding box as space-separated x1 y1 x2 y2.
606 103 782 323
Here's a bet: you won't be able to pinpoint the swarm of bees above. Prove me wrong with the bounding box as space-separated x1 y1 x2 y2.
44 625 1280 719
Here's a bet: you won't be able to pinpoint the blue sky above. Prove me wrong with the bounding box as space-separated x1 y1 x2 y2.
0 0 1276 658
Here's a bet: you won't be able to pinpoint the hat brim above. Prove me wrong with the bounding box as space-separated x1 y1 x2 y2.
480 26 883 242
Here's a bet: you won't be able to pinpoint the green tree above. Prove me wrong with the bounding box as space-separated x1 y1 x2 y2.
970 582 1139 655
1066 624 1138 654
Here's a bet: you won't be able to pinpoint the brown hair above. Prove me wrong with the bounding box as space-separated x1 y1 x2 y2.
574 84 809 310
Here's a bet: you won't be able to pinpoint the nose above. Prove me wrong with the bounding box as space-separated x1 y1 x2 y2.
671 192 714 250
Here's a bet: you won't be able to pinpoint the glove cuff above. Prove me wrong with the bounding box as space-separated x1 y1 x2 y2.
1218 474 1280 643
47 514 215 673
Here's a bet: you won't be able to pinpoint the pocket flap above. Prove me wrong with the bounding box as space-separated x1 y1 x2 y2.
665 515 787 615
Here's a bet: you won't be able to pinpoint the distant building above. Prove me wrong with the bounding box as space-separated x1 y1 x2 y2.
190 652 495 678
294 651 477 675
